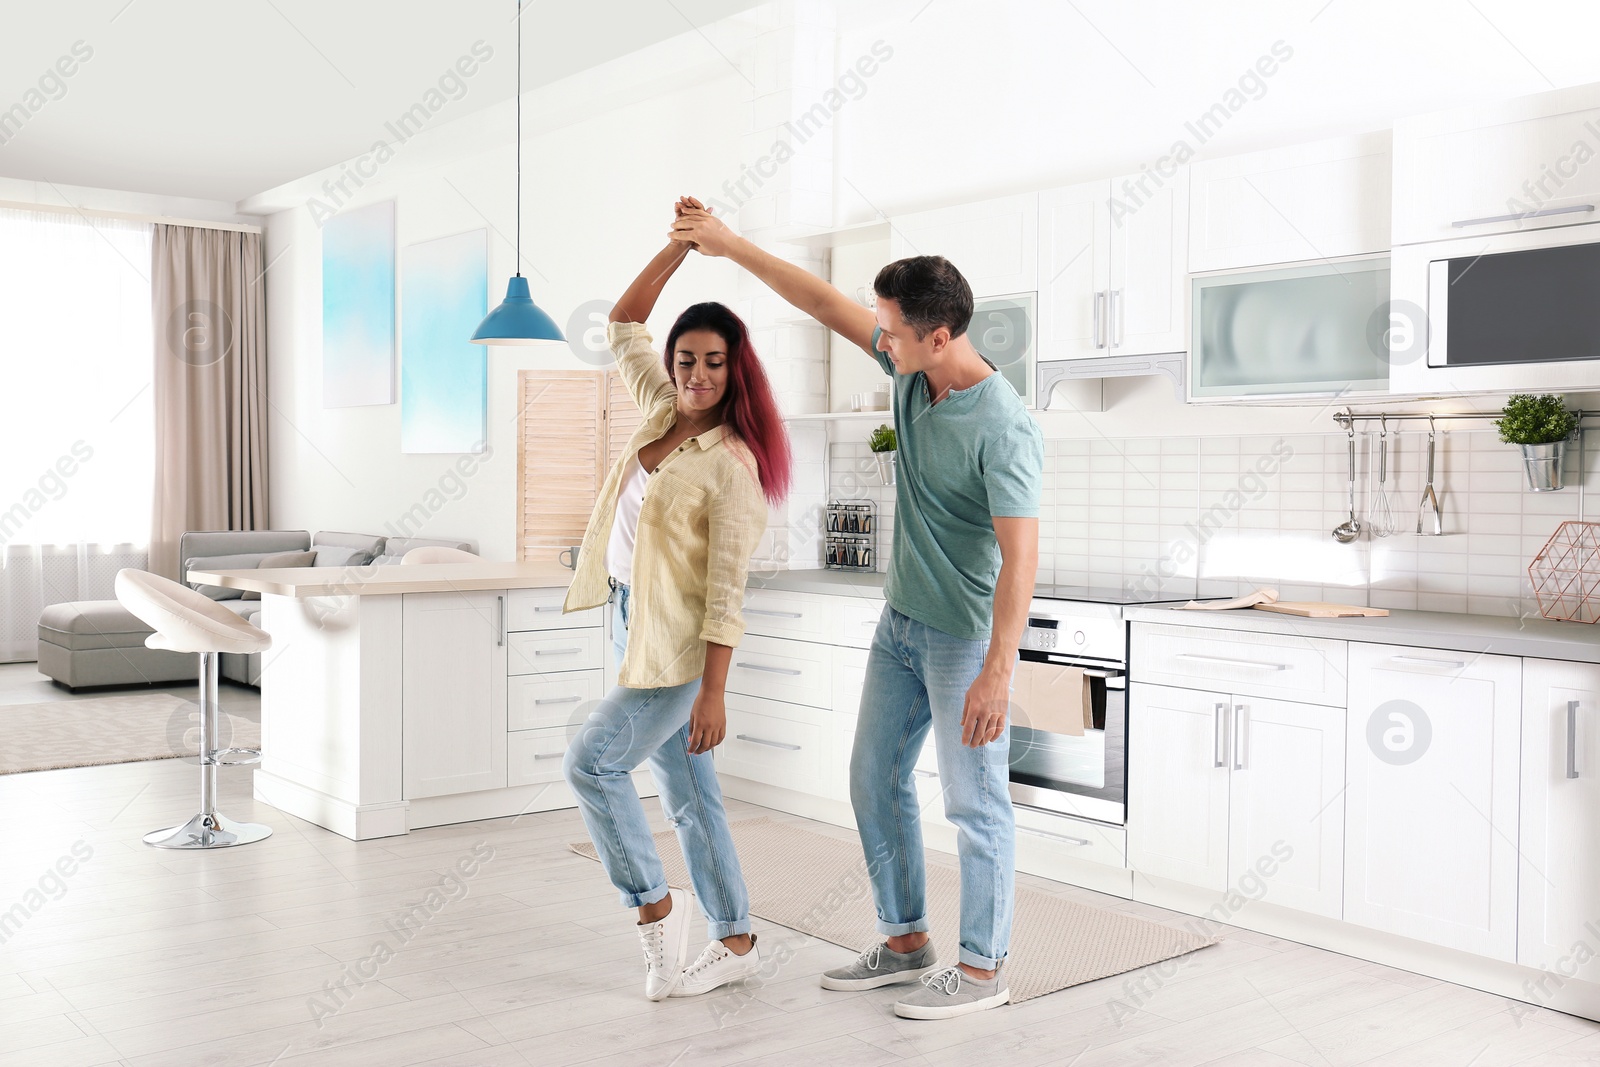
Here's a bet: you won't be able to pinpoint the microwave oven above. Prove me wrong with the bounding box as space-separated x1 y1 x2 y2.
1390 223 1600 395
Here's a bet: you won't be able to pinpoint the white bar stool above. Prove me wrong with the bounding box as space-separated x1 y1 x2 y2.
114 568 274 849
401 546 481 564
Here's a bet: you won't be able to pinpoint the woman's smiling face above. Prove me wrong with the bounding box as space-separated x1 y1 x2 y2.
673 328 730 421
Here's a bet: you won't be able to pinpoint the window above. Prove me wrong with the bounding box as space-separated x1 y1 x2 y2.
0 207 153 548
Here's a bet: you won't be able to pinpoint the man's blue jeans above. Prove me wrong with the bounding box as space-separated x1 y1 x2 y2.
562 585 751 939
850 606 1015 969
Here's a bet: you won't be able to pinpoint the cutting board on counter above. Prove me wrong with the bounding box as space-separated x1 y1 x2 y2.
1253 601 1389 618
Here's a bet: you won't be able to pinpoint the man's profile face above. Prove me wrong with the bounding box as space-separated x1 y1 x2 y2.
874 296 944 376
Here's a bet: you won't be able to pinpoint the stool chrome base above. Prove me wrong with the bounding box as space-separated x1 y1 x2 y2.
144 649 274 850
143 811 273 850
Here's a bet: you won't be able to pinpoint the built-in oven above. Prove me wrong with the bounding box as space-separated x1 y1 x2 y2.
1391 222 1600 395
1008 600 1127 826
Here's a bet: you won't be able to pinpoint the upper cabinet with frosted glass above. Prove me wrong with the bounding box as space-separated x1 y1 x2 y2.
1185 131 1394 400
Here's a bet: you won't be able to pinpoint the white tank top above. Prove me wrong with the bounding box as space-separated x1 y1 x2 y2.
604 454 650 586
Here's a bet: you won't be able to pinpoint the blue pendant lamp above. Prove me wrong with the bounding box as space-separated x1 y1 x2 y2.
470 0 563 344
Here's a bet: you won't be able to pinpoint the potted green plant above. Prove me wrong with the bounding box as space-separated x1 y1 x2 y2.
869 423 897 485
1496 393 1578 492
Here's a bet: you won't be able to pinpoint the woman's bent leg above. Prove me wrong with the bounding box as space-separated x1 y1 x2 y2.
647 710 751 940
563 680 697 908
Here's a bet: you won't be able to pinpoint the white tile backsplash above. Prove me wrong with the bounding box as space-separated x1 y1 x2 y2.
827 427 1600 617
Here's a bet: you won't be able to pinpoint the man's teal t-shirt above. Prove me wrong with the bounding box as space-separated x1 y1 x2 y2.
869 327 1044 642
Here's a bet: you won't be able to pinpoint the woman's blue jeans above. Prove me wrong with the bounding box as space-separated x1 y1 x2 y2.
561 584 751 939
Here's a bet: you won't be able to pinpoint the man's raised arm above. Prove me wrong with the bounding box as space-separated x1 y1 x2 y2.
672 199 878 357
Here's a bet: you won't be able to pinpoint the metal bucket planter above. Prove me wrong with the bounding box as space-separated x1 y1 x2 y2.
874 451 896 485
1521 439 1569 492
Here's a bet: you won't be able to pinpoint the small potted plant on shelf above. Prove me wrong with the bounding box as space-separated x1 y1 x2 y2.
1496 393 1579 492
869 423 897 485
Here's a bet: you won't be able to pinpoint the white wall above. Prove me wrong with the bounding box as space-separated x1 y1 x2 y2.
263 60 751 559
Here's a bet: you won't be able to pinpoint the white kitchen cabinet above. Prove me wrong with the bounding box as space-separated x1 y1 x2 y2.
1134 623 1347 707
1189 131 1392 272
402 591 508 799
1393 83 1600 245
1343 643 1521 961
1128 682 1345 918
888 192 1038 298
1519 658 1600 982
1038 179 1111 360
1039 170 1188 361
726 633 832 709
720 693 832 798
1127 683 1232 890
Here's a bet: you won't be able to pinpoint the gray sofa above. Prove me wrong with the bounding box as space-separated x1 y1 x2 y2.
36 529 477 690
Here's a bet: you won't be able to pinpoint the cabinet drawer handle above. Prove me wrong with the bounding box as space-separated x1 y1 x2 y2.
1388 654 1465 669
1452 203 1594 228
533 695 582 705
533 752 563 761
533 605 565 613
1016 825 1092 847
746 607 803 619
1178 653 1289 672
1213 702 1228 769
534 647 584 656
1109 288 1123 347
1569 700 1581 780
497 595 505 647
735 734 802 751
1093 290 1106 349
736 662 804 676
913 768 938 779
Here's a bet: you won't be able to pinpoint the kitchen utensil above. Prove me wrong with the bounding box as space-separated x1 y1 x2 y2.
1371 419 1396 537
1333 429 1362 543
1418 418 1443 535
1254 601 1390 618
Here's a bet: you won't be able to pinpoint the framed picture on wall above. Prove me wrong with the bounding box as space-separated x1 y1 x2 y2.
400 228 488 453
321 199 397 408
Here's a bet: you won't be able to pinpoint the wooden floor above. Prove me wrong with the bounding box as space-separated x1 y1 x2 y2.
3 664 1600 1067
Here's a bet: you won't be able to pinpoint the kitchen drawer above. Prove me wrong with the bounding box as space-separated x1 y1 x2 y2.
1133 623 1346 707
835 597 887 650
508 669 606 732
717 694 829 795
506 726 569 787
726 633 832 709
506 588 604 632
507 628 605 676
1014 804 1127 869
742 589 833 642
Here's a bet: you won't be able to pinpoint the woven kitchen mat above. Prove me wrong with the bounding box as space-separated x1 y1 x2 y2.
572 815 1217 1003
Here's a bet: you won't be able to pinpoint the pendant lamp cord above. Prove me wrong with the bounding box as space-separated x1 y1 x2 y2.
515 0 522 278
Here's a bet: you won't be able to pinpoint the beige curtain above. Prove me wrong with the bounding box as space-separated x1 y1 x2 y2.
149 226 270 578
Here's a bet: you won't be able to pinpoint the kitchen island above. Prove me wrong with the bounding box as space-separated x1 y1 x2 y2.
186 561 613 840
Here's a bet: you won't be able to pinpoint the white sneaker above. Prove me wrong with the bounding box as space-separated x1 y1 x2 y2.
637 889 692 1001
669 934 762 997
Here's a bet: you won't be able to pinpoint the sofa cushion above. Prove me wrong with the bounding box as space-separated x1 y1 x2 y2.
221 600 263 624
38 600 155 651
240 549 318 600
311 545 368 569
187 553 280 599
313 531 385 565
379 536 478 564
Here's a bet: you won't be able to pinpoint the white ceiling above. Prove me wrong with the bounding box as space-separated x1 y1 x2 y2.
0 0 764 204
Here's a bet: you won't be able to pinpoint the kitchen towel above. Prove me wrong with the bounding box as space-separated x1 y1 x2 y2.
1013 660 1091 736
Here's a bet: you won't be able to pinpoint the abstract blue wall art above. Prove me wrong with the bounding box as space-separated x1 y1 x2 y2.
401 229 488 453
321 200 396 408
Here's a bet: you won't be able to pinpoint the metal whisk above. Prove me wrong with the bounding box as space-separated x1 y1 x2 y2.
1370 417 1396 537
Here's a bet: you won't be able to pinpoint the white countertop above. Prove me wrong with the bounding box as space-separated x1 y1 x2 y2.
1128 603 1600 664
186 561 578 598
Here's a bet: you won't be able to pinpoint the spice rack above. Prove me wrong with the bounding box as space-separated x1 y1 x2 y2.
824 501 876 571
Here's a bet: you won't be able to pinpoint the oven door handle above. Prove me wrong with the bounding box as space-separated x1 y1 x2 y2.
1016 824 1093 847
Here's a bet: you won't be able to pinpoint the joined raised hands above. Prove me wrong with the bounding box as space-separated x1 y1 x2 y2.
670 196 737 258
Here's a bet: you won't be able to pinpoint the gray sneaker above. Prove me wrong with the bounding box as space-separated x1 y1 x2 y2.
893 964 1010 1019
821 941 939 991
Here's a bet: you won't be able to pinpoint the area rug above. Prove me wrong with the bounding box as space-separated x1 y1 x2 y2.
571 816 1217 1003
0 693 260 775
